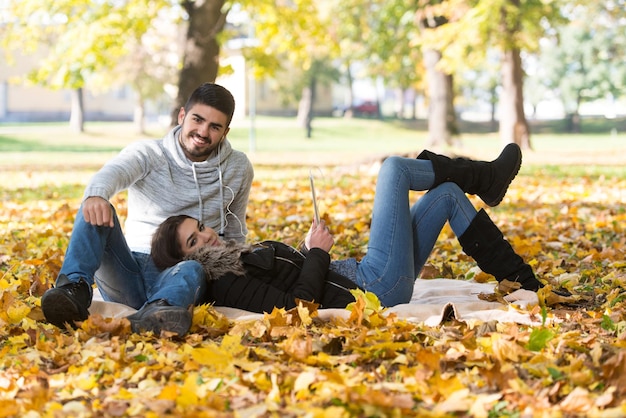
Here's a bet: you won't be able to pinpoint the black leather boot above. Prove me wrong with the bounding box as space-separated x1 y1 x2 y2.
127 299 192 336
459 209 543 291
417 143 522 207
41 274 93 329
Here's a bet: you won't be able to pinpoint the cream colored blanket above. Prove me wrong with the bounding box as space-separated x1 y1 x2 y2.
90 278 542 326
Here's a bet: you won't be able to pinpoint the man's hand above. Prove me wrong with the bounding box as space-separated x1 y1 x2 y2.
82 196 114 227
305 220 334 253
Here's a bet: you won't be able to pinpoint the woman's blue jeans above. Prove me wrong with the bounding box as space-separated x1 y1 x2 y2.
356 156 478 306
58 207 208 310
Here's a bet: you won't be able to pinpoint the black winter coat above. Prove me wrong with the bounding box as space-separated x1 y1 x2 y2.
206 241 360 313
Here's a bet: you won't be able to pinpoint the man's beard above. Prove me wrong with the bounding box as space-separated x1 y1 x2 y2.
179 132 216 160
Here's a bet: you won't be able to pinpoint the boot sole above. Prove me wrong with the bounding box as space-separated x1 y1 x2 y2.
482 143 522 206
41 289 90 329
128 307 192 336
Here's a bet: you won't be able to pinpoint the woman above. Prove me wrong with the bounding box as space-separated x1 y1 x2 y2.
152 216 360 313
151 144 543 313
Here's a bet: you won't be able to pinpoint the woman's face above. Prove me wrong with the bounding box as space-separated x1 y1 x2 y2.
176 218 222 256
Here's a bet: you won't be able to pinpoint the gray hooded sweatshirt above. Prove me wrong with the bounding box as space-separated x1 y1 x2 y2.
83 125 254 252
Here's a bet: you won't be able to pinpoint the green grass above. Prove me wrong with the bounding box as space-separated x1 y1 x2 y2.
522 164 626 179
227 116 427 157
1 116 625 172
1 117 625 204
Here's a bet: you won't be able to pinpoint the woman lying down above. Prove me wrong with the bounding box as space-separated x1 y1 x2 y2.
151 215 359 313
149 152 544 314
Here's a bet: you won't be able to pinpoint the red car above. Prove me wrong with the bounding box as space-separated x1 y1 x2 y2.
352 101 379 116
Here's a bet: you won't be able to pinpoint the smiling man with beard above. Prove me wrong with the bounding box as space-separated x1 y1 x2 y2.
41 83 254 336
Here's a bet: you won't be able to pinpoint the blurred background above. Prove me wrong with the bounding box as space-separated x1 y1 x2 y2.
1 0 624 150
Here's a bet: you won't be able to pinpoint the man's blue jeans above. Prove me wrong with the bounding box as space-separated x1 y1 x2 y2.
58 207 207 310
356 156 478 306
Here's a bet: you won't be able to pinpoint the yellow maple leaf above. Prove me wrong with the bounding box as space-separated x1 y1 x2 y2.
190 344 234 374
177 372 200 408
157 383 178 401
191 304 231 336
75 373 98 391
6 299 31 324
279 330 312 361
346 289 386 326
220 334 246 357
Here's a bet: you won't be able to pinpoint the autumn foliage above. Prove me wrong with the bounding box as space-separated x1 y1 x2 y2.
1 164 626 417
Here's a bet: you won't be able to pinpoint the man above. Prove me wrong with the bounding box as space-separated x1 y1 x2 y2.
41 83 254 336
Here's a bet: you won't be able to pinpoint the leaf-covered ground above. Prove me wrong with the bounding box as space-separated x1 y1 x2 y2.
1 163 626 417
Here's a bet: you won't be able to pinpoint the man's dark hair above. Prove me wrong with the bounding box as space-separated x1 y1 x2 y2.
184 83 236 126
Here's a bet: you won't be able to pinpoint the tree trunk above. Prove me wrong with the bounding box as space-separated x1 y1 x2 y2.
559 89 582 133
571 93 582 133
445 75 458 137
500 47 531 149
171 0 227 126
395 88 405 119
344 62 354 118
69 88 84 133
424 49 457 148
134 97 145 135
298 77 316 139
489 83 498 132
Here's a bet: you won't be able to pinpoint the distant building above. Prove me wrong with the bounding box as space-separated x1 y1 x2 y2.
0 53 137 123
0 49 335 123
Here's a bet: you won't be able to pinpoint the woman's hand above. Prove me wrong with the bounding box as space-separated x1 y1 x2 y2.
305 220 334 253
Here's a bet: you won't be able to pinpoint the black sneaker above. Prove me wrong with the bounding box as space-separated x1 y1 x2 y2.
127 299 192 336
41 274 92 329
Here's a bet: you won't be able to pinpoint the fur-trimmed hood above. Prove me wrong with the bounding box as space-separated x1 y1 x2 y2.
184 240 253 281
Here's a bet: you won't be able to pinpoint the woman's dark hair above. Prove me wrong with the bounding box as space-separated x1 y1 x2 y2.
184 83 235 126
151 215 195 270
